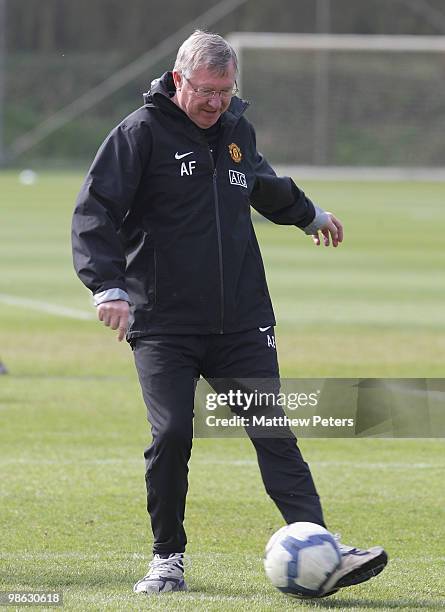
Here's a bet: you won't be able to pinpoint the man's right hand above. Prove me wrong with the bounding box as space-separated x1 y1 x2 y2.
97 300 130 342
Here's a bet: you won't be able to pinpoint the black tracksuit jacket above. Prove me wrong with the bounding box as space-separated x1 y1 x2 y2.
71 72 317 338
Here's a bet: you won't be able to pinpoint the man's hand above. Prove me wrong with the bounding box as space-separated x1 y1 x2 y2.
97 300 130 342
312 213 343 247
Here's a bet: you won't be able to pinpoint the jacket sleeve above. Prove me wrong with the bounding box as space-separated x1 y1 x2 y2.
71 120 151 297
247 123 316 229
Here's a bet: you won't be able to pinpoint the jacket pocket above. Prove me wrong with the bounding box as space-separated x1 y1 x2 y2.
126 239 157 310
248 237 268 296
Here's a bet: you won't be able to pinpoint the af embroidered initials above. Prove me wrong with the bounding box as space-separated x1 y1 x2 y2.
180 160 196 176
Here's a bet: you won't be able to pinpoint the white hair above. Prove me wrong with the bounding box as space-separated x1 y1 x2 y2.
174 30 238 78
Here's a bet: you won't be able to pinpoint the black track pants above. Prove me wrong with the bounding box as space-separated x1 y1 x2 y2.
132 328 325 554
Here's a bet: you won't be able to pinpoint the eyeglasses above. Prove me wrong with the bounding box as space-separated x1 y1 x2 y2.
182 75 238 100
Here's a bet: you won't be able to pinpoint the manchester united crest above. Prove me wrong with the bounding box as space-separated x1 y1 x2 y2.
228 143 242 163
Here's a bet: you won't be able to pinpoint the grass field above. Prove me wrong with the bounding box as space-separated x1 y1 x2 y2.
1 171 444 611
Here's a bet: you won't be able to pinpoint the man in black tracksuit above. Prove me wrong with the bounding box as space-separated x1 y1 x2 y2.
72 30 387 596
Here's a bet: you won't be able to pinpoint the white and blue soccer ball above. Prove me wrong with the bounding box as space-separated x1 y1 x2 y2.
264 522 341 598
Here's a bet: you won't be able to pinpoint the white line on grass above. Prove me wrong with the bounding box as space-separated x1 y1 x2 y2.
0 458 443 470
1 551 443 564
0 293 95 320
199 459 443 470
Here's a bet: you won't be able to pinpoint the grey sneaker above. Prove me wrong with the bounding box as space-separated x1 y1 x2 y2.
320 536 388 597
333 536 388 588
133 553 187 594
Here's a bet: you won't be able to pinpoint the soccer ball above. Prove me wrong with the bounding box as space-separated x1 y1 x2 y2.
264 522 341 598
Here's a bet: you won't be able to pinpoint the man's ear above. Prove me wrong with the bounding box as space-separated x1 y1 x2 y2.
172 70 182 90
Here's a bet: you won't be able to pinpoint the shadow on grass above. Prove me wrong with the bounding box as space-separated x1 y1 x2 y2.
189 580 442 610
3 569 443 610
0 568 135 589
301 598 442 610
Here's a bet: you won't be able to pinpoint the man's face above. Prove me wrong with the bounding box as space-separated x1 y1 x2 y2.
172 63 236 129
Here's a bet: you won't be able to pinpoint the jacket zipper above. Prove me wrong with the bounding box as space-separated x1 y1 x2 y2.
210 156 225 334
201 114 248 333
153 248 157 305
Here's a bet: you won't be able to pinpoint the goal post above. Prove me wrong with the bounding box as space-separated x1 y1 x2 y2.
227 33 445 180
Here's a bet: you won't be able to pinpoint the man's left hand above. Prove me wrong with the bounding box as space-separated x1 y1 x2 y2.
311 213 343 247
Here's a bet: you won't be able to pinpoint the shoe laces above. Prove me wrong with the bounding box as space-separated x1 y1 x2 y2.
144 553 185 580
333 533 359 555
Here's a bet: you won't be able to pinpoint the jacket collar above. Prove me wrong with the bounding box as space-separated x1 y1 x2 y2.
143 71 250 125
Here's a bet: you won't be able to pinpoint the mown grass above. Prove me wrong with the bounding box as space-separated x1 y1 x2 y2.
1 171 444 610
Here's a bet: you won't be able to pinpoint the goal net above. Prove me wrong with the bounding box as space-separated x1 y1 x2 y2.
227 33 445 179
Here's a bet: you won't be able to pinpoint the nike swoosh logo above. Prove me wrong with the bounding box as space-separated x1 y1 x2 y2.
175 151 194 160
259 326 272 332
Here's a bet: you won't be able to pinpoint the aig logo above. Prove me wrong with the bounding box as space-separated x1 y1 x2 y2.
229 170 247 188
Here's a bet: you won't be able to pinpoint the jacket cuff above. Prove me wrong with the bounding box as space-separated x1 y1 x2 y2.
303 205 330 235
93 288 131 306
